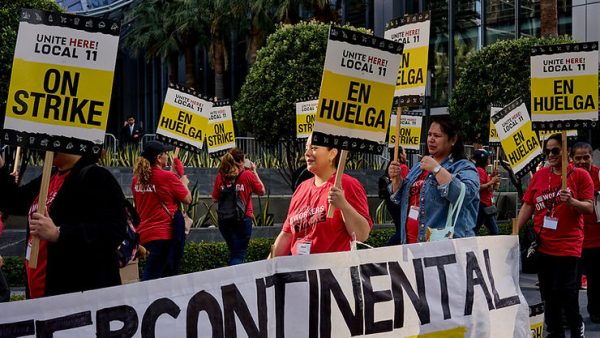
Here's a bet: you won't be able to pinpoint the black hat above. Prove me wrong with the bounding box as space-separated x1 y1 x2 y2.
141 141 174 161
472 149 490 159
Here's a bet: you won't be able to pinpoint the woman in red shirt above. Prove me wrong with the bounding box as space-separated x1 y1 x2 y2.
132 141 191 280
212 148 265 265
516 133 594 338
270 140 372 256
472 149 500 235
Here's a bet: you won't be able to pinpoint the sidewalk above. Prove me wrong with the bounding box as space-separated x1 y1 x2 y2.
520 272 600 337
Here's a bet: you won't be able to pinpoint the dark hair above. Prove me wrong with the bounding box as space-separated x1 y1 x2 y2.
127 115 135 120
474 156 488 168
425 115 466 160
570 141 592 156
543 133 562 149
326 147 341 168
218 148 245 179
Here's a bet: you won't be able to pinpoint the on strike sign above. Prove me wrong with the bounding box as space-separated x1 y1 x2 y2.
1 9 120 155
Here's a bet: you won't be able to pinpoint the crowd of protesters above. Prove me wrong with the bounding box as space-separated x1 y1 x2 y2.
0 127 598 337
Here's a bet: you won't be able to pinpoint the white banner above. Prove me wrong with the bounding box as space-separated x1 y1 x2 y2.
0 237 530 337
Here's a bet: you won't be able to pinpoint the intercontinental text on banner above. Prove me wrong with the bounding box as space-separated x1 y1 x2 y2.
530 42 599 130
0 237 530 337
492 98 544 178
387 109 423 153
384 12 431 106
206 101 236 157
312 27 403 154
155 84 213 152
489 107 501 147
1 9 120 156
296 97 318 139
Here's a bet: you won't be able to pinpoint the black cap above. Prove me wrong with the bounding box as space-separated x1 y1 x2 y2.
472 149 490 159
141 141 174 161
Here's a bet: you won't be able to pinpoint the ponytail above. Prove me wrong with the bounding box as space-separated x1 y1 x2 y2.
133 156 153 187
218 153 240 180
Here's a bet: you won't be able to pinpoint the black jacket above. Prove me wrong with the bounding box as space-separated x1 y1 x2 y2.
0 157 127 297
120 123 144 145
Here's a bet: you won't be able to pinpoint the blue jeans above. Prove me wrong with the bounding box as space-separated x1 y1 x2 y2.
474 203 499 235
219 216 252 265
141 240 178 281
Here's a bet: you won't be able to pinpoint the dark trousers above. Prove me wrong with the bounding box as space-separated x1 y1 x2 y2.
141 240 178 281
537 253 582 336
386 199 402 245
474 203 499 235
0 269 9 302
219 216 252 265
582 246 600 317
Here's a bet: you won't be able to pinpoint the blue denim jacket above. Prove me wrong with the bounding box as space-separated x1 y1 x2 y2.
390 156 480 243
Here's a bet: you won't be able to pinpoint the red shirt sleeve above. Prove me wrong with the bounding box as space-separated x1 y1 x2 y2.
245 170 264 195
211 173 223 201
342 175 373 228
523 169 541 205
574 168 595 201
166 171 189 202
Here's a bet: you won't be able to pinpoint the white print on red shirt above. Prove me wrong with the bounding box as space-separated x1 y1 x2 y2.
534 186 560 212
290 205 326 234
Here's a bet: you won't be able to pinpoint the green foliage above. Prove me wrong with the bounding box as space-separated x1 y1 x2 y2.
252 194 274 227
0 0 62 106
449 36 575 143
234 21 371 145
2 256 25 287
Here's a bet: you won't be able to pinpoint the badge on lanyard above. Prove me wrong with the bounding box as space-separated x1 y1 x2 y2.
543 215 558 230
408 205 419 220
297 241 312 255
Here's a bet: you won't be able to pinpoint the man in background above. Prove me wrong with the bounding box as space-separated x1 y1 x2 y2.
120 115 144 147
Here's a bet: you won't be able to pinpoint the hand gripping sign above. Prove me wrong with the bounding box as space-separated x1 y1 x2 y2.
384 11 431 107
156 84 213 153
205 101 236 158
530 42 598 130
1 9 120 268
491 98 543 178
296 97 318 139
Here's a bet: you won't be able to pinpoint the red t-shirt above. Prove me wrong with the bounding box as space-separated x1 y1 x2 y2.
523 166 594 257
477 167 493 207
212 170 264 218
583 165 600 248
132 167 189 244
406 171 428 244
400 164 409 179
26 170 70 298
282 174 373 255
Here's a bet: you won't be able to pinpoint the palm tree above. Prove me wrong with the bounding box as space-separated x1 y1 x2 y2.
540 0 558 37
123 0 180 84
270 0 330 24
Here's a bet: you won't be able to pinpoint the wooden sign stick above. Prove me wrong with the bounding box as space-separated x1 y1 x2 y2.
511 218 519 235
11 146 22 177
29 151 54 269
561 130 568 190
327 150 349 218
392 106 402 185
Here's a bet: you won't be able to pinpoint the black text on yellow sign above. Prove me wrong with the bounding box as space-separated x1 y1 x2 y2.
158 109 203 141
207 123 234 147
397 50 425 87
318 76 389 131
298 114 315 134
389 126 419 145
505 129 540 166
7 64 111 129
532 79 596 113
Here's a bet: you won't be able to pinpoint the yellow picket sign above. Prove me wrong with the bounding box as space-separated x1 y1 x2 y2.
388 112 422 152
206 104 236 155
295 99 317 139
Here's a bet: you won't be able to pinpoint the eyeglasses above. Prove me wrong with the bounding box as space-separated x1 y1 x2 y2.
544 147 561 156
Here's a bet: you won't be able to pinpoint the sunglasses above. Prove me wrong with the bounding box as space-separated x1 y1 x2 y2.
544 147 561 156
573 155 591 161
